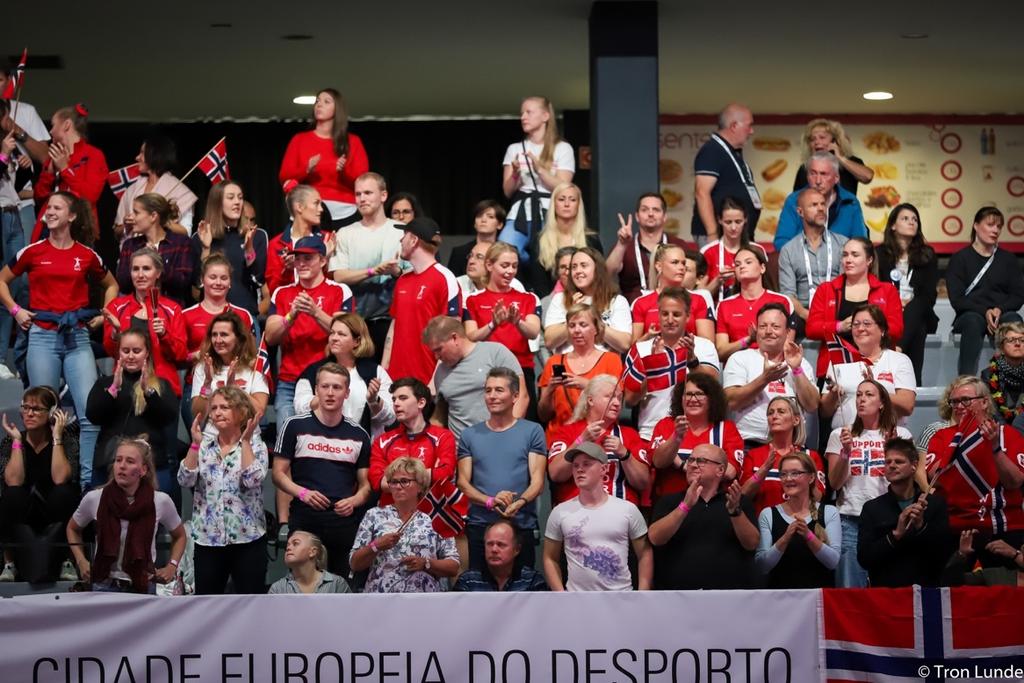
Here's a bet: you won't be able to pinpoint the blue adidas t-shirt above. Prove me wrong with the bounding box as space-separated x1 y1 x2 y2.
275 412 371 504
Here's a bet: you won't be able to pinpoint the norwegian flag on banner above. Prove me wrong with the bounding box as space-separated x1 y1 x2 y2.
821 586 1024 682
106 163 141 200
416 478 468 538
1 49 26 99
198 138 230 183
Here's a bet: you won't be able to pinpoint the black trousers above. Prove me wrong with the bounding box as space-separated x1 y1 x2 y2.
193 536 267 595
366 317 392 367
0 483 80 539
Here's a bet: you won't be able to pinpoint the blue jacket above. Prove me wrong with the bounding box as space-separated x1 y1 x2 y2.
773 186 866 251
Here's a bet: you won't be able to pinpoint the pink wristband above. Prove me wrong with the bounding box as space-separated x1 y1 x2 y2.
678 501 691 514
485 496 495 510
367 268 375 277
298 487 309 503
11 440 22 450
369 540 379 553
10 305 20 317
739 337 749 350
792 365 804 376
835 321 843 333
805 531 815 542
188 443 200 452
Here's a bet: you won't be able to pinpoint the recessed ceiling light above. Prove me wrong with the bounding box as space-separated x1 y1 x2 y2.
281 34 313 41
900 32 929 39
863 91 894 101
293 95 316 105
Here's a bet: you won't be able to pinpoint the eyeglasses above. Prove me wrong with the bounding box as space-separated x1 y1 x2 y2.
948 396 983 407
684 391 707 401
687 456 725 467
20 404 47 414
851 320 877 329
392 209 414 217
388 478 416 488
779 471 811 480
1003 336 1024 346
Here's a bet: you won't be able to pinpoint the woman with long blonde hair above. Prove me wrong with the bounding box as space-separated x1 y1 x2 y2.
793 118 873 193
520 181 602 297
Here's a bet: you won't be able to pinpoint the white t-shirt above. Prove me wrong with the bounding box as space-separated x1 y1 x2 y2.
631 336 720 439
294 362 395 440
544 293 632 355
13 101 49 210
723 349 816 442
190 364 269 439
328 218 406 273
503 139 575 220
544 495 647 592
827 350 916 430
825 425 912 517
72 489 181 580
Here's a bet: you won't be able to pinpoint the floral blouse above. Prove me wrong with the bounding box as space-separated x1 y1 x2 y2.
352 506 457 593
177 436 267 547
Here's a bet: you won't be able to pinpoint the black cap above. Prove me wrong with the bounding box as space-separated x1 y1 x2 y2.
403 217 441 244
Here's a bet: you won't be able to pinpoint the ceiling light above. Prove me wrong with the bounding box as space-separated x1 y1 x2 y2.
900 32 928 39
863 91 894 101
292 95 316 105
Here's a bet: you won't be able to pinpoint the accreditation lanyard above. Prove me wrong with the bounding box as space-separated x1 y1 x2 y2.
964 251 997 297
802 231 833 303
710 134 761 209
636 232 668 295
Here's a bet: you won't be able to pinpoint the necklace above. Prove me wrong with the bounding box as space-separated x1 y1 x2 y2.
987 358 1024 422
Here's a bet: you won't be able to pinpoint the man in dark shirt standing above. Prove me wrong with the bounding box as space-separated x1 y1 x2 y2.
691 104 760 244
648 443 759 589
858 438 951 587
453 520 547 592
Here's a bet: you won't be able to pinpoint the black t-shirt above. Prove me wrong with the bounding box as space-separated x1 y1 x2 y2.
651 490 757 590
691 134 760 239
793 156 865 195
274 412 371 504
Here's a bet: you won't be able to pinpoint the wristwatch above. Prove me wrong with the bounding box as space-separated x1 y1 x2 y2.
424 558 432 571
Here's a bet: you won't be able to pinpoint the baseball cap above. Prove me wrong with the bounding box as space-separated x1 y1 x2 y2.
563 441 609 464
403 217 441 244
290 234 326 255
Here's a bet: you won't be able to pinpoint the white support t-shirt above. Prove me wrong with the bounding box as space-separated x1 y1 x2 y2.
544 495 647 592
825 425 913 517
827 350 916 431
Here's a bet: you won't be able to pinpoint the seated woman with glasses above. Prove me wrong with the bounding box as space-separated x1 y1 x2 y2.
349 457 459 593
980 322 1024 431
755 451 840 588
820 303 916 433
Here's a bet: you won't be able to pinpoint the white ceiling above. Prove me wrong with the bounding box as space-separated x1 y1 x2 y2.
7 0 1024 122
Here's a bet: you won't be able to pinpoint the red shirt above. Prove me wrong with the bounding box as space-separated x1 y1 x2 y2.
265 227 334 296
740 445 826 514
278 131 369 204
547 421 651 505
700 241 767 292
465 288 539 368
369 423 457 506
387 263 462 385
631 288 714 337
715 289 792 343
103 295 188 396
649 417 744 499
926 423 1024 533
33 140 108 241
271 278 354 382
11 240 106 328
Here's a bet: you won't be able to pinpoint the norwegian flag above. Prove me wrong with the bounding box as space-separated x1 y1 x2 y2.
623 344 688 394
1 49 27 99
416 478 468 538
821 586 1024 682
197 138 230 184
253 333 272 389
826 334 868 368
107 163 141 200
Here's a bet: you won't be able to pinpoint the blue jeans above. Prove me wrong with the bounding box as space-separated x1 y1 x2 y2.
837 514 868 588
18 204 35 246
274 380 296 428
27 326 99 488
0 210 27 365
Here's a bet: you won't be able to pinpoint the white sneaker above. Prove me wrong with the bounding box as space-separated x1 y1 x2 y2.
0 364 15 380
0 562 16 581
59 560 78 581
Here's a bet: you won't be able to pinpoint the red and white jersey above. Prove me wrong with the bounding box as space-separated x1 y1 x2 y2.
387 262 462 385
701 241 767 292
11 240 106 326
715 288 792 343
649 418 744 499
271 279 354 382
370 423 457 506
631 288 714 338
464 288 540 368
926 423 1024 534
548 421 651 505
740 445 826 514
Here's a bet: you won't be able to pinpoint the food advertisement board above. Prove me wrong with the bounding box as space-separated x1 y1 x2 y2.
658 114 1024 253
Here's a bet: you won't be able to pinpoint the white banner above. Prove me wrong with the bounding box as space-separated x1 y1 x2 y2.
0 590 818 682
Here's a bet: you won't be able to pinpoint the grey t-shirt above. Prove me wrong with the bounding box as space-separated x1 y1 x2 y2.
457 419 547 528
434 341 522 440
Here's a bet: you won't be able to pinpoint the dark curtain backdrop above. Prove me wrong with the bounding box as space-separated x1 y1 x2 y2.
85 117 582 266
